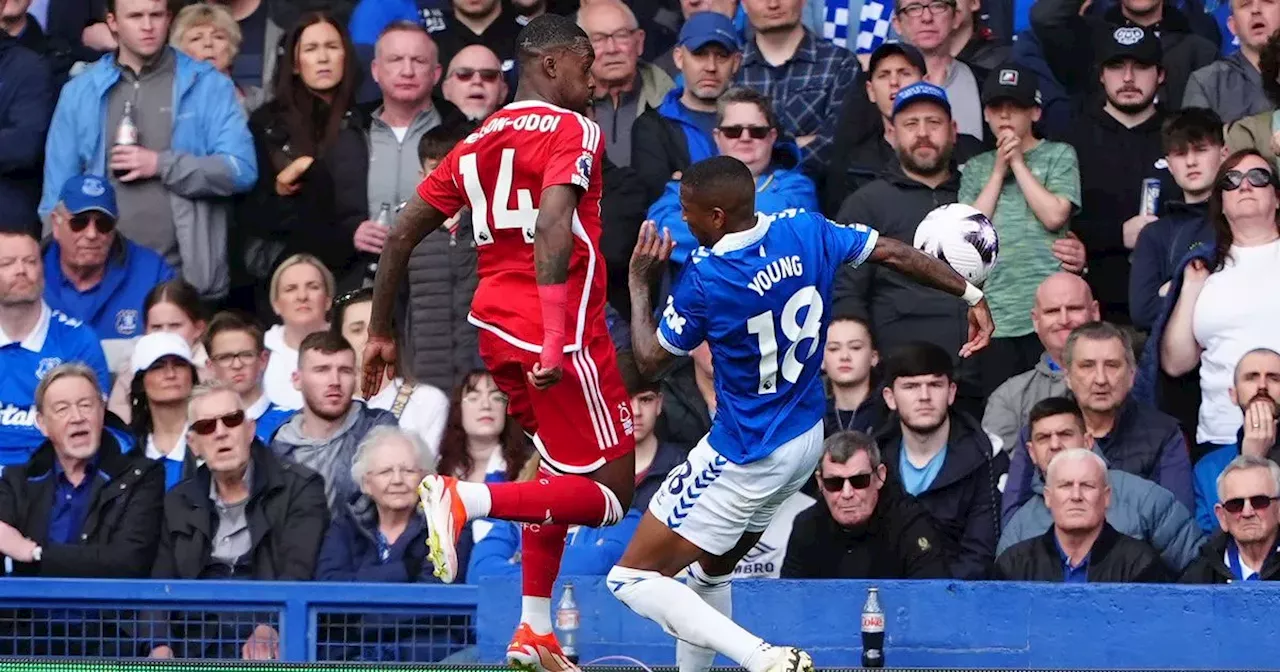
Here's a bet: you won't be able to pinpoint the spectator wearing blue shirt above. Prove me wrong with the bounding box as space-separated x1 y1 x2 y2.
128 332 199 491
0 230 110 466
202 312 294 444
43 174 175 372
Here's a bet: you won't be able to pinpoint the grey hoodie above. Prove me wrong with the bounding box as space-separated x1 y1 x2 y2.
270 400 398 512
983 352 1067 457
1183 51 1270 126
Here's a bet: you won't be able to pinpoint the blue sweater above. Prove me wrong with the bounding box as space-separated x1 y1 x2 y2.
43 239 175 341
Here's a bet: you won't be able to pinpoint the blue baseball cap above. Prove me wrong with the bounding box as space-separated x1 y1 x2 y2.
59 175 118 220
678 12 741 53
891 82 951 118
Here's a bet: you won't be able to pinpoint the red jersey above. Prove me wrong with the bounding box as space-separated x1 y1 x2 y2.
418 101 607 354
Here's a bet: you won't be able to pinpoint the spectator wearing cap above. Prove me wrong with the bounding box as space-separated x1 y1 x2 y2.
43 175 176 371
129 332 200 491
1029 0 1216 111
0 230 111 466
891 0 985 139
631 11 742 201
653 0 741 77
1183 0 1280 124
0 30 52 234
1060 27 1179 324
736 0 859 176
961 63 1081 395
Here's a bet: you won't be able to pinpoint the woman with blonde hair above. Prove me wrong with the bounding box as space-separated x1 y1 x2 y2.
170 3 266 110
263 253 334 410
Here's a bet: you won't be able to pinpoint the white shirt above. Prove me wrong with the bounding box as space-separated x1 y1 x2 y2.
1193 240 1280 443
245 392 272 420
145 431 189 464
263 325 303 411
367 377 450 464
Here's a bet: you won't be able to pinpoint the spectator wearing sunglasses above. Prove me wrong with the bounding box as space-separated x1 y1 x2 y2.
440 44 509 121
1181 455 1280 582
1000 397 1204 574
42 175 176 366
782 430 949 579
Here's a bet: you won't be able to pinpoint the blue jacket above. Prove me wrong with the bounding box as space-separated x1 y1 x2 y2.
0 36 53 230
466 507 642 582
349 0 448 45
315 495 447 583
1134 243 1216 409
657 88 717 167
1128 201 1212 331
42 239 174 342
38 49 257 299
254 405 293 444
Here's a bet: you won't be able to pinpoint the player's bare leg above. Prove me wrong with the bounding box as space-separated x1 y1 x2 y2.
607 514 815 672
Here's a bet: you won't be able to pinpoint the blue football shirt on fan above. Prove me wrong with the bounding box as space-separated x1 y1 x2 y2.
0 303 111 465
657 208 878 464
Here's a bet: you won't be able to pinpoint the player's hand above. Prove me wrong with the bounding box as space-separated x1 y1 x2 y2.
629 220 675 289
960 298 995 358
361 334 396 399
1052 233 1087 274
109 145 160 182
527 362 563 390
1242 397 1277 456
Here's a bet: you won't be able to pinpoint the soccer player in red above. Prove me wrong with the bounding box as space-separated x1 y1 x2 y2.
362 14 634 672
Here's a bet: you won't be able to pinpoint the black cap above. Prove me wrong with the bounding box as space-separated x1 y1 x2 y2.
868 42 927 77
1096 26 1162 67
981 64 1042 108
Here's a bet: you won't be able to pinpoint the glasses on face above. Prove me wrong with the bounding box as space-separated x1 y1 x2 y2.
1219 167 1275 191
210 350 260 367
370 465 424 481
190 410 247 435
1222 494 1278 514
589 28 636 47
718 125 771 140
897 0 955 17
450 67 501 83
68 212 116 234
819 472 875 492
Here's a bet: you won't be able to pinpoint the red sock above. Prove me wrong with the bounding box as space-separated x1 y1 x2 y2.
487 474 617 526
521 522 568 598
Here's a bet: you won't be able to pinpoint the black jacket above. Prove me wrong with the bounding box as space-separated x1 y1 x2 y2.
878 411 1008 580
0 431 164 578
152 441 329 580
631 105 691 204
782 489 950 579
599 156 652 319
995 522 1172 582
1179 531 1280 583
0 33 53 234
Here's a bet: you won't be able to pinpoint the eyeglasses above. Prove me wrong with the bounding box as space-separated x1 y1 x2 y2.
897 0 956 17
1219 167 1276 191
370 465 424 480
190 410 247 435
68 213 116 234
589 28 636 46
819 472 875 492
210 350 260 367
718 125 771 140
450 67 501 83
1222 494 1278 513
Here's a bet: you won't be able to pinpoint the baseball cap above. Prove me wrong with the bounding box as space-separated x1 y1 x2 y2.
981 64 1042 108
892 82 951 118
868 42 927 78
59 175 118 220
678 12 741 53
131 332 194 376
1097 26 1162 67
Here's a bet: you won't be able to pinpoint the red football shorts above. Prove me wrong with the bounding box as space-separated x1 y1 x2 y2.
479 327 636 474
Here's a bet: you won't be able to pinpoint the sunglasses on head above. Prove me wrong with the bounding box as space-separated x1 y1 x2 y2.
68 212 116 234
1222 494 1278 513
1219 167 1275 191
819 472 874 492
190 410 246 436
718 125 771 140
451 67 501 83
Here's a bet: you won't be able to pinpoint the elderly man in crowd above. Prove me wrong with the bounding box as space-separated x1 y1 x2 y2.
1000 397 1205 573
440 44 509 122
150 382 328 659
782 430 949 579
995 448 1171 582
1181 455 1280 582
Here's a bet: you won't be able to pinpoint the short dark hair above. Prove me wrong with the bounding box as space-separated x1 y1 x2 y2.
715 87 781 130
1161 107 1224 154
617 349 660 396
1027 396 1085 432
299 331 354 360
417 122 474 167
680 155 756 220
881 342 953 385
516 13 591 66
202 311 265 356
144 279 206 328
1063 321 1135 370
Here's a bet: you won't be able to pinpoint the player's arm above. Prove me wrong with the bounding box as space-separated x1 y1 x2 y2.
526 184 582 389
628 221 681 380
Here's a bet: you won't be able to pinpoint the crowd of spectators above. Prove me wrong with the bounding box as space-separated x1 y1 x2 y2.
4 0 1280 660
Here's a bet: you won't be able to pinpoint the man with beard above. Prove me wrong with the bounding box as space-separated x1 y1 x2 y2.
876 342 1006 579
1193 349 1280 532
1183 0 1280 124
1181 455 1280 582
1058 27 1179 323
961 63 1080 395
0 231 109 466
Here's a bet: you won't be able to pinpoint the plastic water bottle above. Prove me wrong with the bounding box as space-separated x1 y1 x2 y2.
861 586 885 667
365 202 392 280
555 582 580 663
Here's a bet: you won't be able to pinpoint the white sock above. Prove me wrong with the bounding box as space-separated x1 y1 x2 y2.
521 596 553 635
679 563 733 672
453 479 491 519
607 565 766 670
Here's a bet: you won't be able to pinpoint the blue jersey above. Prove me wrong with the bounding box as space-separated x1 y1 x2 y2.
43 239 175 342
657 209 879 464
0 303 111 465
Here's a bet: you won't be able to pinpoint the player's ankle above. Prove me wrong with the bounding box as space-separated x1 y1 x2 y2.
520 596 554 636
453 479 492 519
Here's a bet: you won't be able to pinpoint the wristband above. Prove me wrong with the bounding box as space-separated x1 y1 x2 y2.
961 282 984 307
537 284 568 368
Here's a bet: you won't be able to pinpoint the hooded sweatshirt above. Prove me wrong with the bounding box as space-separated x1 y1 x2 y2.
271 400 399 512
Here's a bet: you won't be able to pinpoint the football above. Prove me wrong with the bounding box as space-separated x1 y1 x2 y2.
912 203 1000 288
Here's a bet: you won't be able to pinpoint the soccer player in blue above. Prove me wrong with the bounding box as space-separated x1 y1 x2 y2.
607 155 994 672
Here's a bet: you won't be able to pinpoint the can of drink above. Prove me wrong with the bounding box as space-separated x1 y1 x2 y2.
1139 178 1162 217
